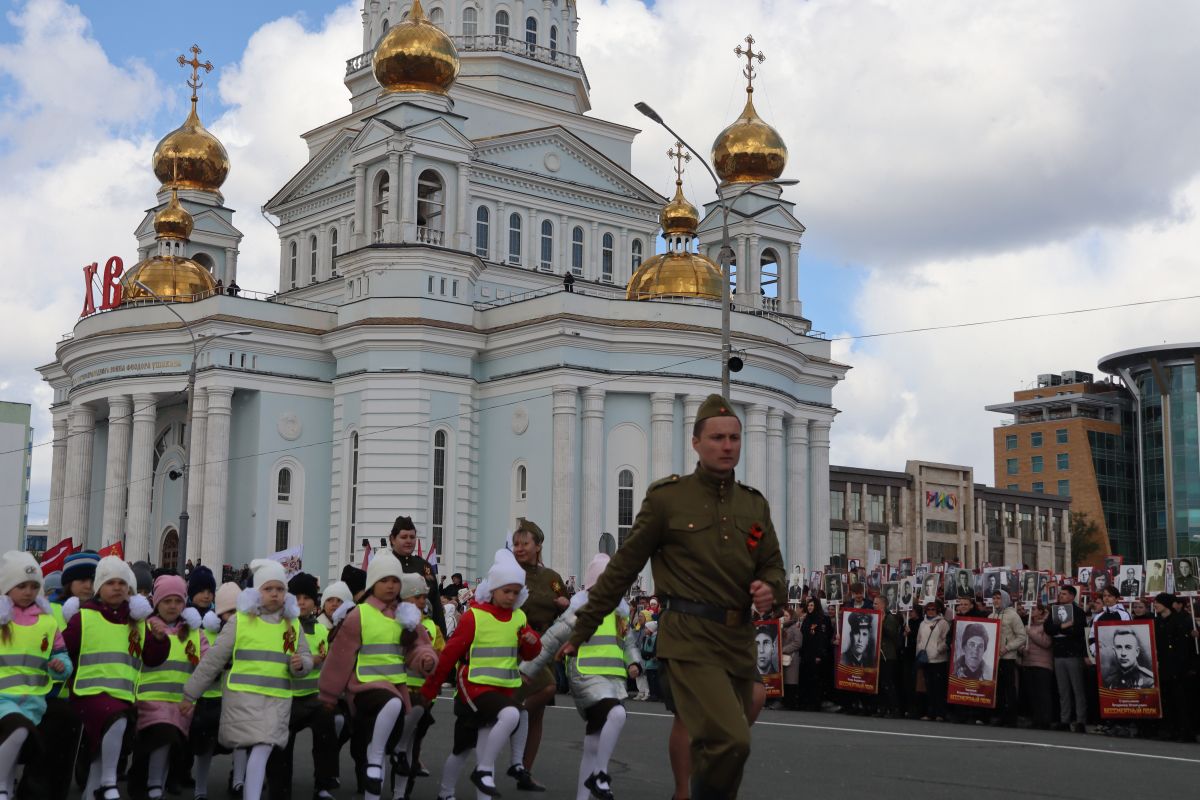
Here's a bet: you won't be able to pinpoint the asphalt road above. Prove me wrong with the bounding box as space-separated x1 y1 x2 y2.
191 698 1199 799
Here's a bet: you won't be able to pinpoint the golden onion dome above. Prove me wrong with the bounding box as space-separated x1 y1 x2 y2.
118 255 217 306
153 190 194 241
712 88 788 185
152 101 230 193
660 180 700 237
627 251 723 301
373 0 460 95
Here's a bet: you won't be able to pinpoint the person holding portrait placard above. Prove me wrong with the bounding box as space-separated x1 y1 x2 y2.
953 622 991 681
1100 626 1154 689
989 590 1026 726
840 613 875 668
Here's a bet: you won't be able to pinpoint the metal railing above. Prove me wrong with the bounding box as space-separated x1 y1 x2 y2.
346 35 586 80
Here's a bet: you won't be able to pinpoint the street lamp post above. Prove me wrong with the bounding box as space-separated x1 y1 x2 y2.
635 102 798 400
134 280 250 574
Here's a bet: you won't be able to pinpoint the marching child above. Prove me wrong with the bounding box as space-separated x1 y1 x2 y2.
62 556 170 800
132 575 205 800
189 581 239 800
421 548 541 800
393 573 445 798
0 551 72 799
318 581 355 631
318 552 437 800
520 554 641 800
181 560 312 800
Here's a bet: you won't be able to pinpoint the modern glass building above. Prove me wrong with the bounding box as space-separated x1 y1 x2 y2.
1099 344 1200 560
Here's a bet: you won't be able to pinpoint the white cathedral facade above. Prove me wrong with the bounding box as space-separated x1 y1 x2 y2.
38 0 846 586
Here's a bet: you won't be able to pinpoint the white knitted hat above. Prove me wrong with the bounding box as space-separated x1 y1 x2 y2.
0 551 43 596
475 548 527 606
93 556 136 595
322 580 355 608
583 553 609 591
399 573 428 599
365 550 404 596
250 558 287 589
214 582 241 616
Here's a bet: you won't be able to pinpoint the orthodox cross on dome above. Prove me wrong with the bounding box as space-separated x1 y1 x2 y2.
177 44 214 105
734 34 765 91
667 141 690 182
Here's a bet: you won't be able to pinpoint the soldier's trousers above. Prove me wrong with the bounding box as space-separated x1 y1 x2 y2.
663 658 754 799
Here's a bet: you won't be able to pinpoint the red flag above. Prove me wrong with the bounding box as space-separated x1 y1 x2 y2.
40 538 74 575
361 540 372 571
98 541 124 560
417 539 424 559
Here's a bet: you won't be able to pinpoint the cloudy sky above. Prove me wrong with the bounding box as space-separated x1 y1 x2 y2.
3 0 1200 524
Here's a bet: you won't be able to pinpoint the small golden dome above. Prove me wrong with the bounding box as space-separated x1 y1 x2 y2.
627 251 723 301
373 0 460 95
152 102 230 193
119 255 217 306
660 181 700 237
153 190 194 241
712 89 788 185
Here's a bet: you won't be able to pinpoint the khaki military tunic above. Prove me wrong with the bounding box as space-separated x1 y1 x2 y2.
518 562 569 696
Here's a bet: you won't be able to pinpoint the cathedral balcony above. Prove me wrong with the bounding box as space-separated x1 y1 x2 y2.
346 35 588 83
415 226 444 246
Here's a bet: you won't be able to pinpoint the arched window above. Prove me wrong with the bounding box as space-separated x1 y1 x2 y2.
495 10 510 40
539 219 553 271
508 212 522 265
525 16 537 52
309 235 318 281
571 226 584 276
329 227 338 265
379 19 390 45
601 233 614 282
550 24 558 57
760 248 780 306
348 431 360 558
432 429 447 554
192 252 214 272
617 469 635 546
373 172 390 241
417 169 445 242
517 465 528 501
475 206 490 258
289 242 297 288
631 238 643 270
428 6 444 27
277 467 292 502
463 6 478 36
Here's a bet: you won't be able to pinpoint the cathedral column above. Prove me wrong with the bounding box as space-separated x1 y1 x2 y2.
551 386 577 577
387 151 403 242
786 243 800 316
400 150 416 242
580 388 604 564
125 394 157 562
225 247 238 286
47 411 69 542
100 396 132 545
735 235 748 298
528 208 539 269
746 234 761 306
559 214 569 272
60 403 95 545
786 417 809 570
767 408 784 511
352 164 367 248
589 222 600 280
809 420 832 570
682 395 702 469
651 393 674 481
495 200 506 262
540 0 551 44
746 404 767 492
456 164 470 251
201 386 234 568
618 227 628 283
184 388 208 562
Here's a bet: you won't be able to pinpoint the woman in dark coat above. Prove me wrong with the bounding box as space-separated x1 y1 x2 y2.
798 598 833 711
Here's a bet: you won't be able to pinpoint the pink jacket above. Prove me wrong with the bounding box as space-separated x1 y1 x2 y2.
1023 620 1054 671
136 615 208 734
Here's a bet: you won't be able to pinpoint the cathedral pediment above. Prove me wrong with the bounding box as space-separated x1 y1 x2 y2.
134 207 242 240
697 202 806 237
473 127 663 203
265 130 357 212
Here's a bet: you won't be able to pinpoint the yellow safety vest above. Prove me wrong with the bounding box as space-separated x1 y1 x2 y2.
575 613 626 677
405 618 439 688
0 613 58 695
292 623 329 697
136 625 200 703
467 608 524 688
355 604 406 685
226 612 298 699
73 609 145 702
49 602 67 689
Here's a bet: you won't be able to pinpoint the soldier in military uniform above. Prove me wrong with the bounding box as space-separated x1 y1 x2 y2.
840 612 875 667
1102 628 1156 688
559 394 785 800
389 515 447 636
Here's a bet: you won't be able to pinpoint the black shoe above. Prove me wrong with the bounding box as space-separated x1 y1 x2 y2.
417 760 431 777
506 764 545 792
364 763 383 796
392 752 411 776
584 771 614 800
470 769 502 797
94 787 122 800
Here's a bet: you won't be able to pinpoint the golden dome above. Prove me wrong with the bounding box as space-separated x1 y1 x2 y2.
373 0 460 95
627 251 723 301
153 190 194 241
660 181 700 237
152 102 230 193
712 89 788 185
119 255 217 306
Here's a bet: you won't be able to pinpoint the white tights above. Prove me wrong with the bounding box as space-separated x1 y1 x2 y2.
365 698 405 800
438 706 521 800
576 704 626 799
508 708 529 768
192 750 213 798
242 743 273 800
83 717 127 800
146 743 170 798
0 727 28 797
393 704 426 799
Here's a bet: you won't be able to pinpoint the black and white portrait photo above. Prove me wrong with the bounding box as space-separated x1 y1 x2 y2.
1118 565 1143 600
982 568 1003 600
1098 625 1155 689
913 563 930 584
952 621 996 681
882 581 900 613
1145 560 1166 594
956 568 975 600
848 558 861 572
755 621 780 678
943 566 961 601
1173 558 1199 593
788 564 805 602
1077 566 1093 587
840 611 879 668
898 558 914 578
899 577 915 610
1091 569 1111 595
824 572 844 603
1021 571 1040 605
1051 602 1073 626
920 572 941 605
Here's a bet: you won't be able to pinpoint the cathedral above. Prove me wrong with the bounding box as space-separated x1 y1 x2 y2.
38 0 846 586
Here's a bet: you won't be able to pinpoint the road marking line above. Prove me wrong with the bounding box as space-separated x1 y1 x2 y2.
584 707 1200 765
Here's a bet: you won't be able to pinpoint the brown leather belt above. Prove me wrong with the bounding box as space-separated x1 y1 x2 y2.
660 595 749 627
